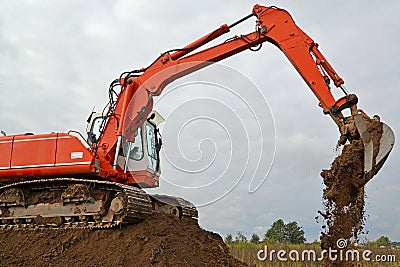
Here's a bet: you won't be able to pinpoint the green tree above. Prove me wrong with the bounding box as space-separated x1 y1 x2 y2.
264 219 306 244
285 221 306 244
250 233 261 244
264 219 286 243
376 236 391 247
225 233 233 244
235 231 247 243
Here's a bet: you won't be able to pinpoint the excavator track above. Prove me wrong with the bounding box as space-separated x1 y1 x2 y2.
151 194 198 219
0 178 197 230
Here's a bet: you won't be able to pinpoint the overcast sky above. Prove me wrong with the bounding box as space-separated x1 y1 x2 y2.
1 1 399 242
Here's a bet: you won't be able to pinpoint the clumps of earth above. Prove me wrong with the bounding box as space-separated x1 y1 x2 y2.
319 119 384 266
320 139 366 248
0 214 247 267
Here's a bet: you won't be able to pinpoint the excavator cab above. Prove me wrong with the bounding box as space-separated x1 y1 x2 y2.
86 111 164 174
86 110 164 188
114 111 164 184
117 120 161 174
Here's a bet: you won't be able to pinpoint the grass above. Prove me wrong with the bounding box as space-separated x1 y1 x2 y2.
228 242 400 266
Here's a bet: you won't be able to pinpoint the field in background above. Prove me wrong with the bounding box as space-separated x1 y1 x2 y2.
228 243 400 266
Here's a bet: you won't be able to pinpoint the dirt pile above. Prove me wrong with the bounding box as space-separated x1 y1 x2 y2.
0 214 247 267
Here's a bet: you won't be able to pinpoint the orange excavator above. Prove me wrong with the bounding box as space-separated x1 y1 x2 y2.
0 5 394 228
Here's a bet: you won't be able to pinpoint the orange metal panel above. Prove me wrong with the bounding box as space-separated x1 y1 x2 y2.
11 134 57 169
0 136 13 169
122 170 159 188
55 133 93 166
0 164 95 180
0 133 95 181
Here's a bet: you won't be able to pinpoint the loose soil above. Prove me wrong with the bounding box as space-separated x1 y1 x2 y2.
0 214 247 267
319 139 366 266
319 119 384 266
320 139 365 245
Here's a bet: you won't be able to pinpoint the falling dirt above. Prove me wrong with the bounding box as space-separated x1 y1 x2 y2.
319 118 385 266
320 139 365 243
319 139 365 266
0 214 247 267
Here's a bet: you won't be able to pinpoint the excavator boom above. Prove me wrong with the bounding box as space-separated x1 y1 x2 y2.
116 4 394 182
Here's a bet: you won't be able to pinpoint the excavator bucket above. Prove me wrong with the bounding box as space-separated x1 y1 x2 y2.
354 114 395 182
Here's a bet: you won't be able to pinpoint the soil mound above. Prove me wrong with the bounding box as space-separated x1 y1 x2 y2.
0 214 246 267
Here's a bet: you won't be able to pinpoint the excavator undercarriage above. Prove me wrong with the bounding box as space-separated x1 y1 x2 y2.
0 179 198 230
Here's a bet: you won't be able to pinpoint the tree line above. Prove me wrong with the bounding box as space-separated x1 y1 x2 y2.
225 219 397 247
225 219 306 245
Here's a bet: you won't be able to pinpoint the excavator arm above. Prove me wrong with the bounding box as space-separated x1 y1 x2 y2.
99 4 394 183
123 6 351 125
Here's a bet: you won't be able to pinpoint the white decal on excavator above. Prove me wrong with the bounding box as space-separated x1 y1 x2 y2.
71 152 84 159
